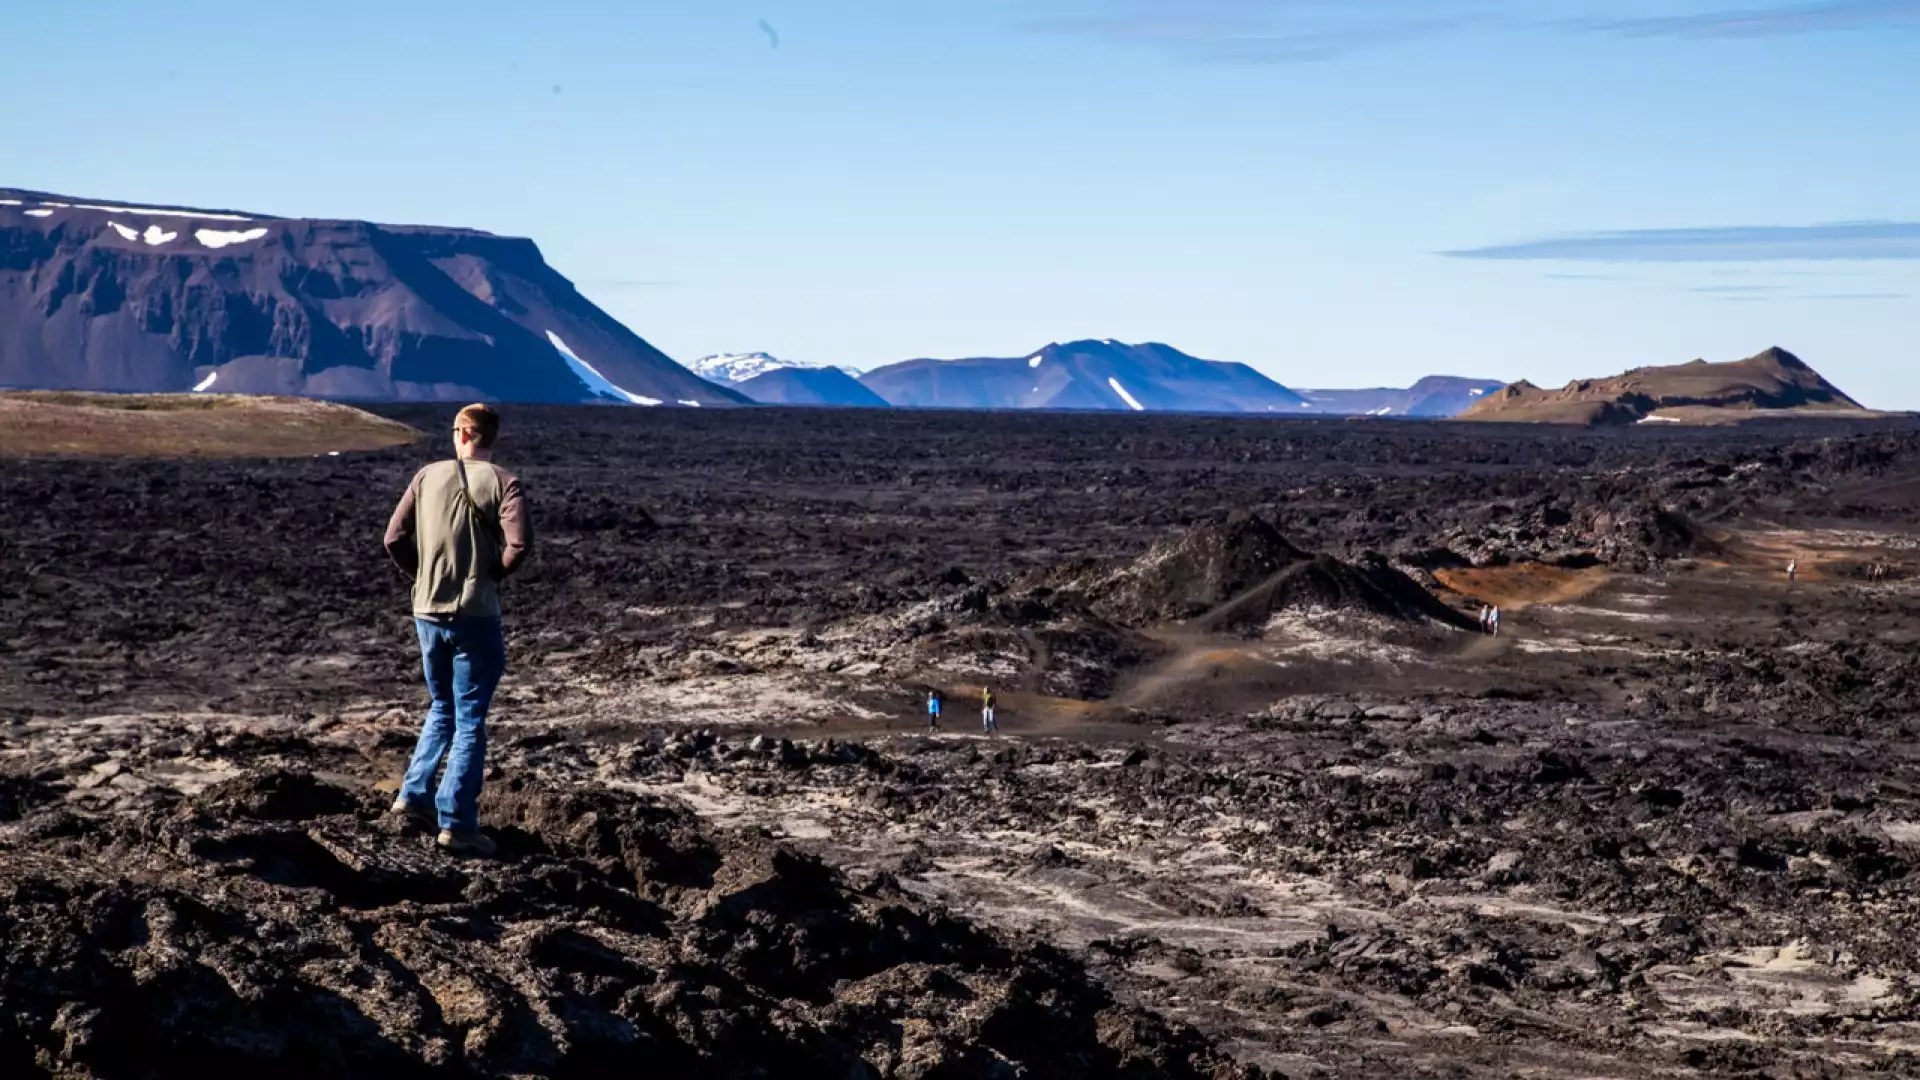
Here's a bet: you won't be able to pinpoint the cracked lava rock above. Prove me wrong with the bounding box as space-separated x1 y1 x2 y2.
0 768 1264 1079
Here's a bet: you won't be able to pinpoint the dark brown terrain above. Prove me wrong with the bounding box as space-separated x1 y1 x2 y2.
0 392 421 458
5 405 1920 1078
1459 348 1877 426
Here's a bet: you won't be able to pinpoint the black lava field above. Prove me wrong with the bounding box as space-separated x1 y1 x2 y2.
5 405 1920 1078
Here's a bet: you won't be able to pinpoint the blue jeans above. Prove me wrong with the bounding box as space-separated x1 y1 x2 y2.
400 616 505 832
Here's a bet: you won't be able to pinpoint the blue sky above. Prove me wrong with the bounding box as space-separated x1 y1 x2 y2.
4 0 1916 406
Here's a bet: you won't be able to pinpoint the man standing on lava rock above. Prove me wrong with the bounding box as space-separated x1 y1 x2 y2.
383 403 533 856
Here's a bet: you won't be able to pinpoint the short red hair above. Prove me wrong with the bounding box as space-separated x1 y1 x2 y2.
455 403 500 449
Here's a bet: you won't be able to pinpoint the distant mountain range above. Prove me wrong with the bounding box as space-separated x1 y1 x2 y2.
1457 347 1869 426
0 188 746 406
687 352 862 384
857 339 1315 414
7 190 1874 426
1299 376 1506 418
687 353 883 406
691 342 1501 416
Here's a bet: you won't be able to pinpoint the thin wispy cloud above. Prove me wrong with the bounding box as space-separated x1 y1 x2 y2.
1025 0 1920 61
1590 0 1920 39
1441 221 1920 262
1806 292 1911 300
1692 284 1782 292
1542 271 1627 280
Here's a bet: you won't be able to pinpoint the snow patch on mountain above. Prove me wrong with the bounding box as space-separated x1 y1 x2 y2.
1108 377 1145 411
72 202 254 222
547 331 663 405
690 352 861 385
195 227 270 249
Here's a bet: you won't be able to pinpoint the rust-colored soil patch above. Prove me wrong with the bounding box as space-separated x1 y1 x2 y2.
0 392 421 458
1705 525 1917 583
1434 564 1611 610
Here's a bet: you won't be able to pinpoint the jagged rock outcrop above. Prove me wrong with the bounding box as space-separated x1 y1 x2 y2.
1041 511 1473 632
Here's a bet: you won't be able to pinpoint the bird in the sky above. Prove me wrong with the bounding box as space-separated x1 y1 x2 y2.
758 19 780 49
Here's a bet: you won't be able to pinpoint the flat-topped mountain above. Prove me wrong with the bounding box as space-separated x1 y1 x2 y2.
858 339 1312 414
1300 376 1506 418
0 187 744 406
1457 347 1870 426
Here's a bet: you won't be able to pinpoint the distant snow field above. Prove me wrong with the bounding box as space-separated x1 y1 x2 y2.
546 331 664 406
109 222 139 240
71 203 253 222
192 371 218 393
0 196 255 222
1107 377 1145 411
195 227 270 249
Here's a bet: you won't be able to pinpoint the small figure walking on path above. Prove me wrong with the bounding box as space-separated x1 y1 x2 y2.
1787 559 1798 584
1479 605 1493 635
927 689 943 731
1490 606 1503 637
982 686 997 734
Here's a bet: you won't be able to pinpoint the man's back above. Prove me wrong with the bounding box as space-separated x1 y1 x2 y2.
385 459 532 618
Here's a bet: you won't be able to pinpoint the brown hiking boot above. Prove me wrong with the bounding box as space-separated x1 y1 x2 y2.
389 796 435 830
437 828 496 856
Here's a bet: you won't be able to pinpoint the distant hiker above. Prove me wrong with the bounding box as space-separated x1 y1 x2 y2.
384 404 533 856
1479 605 1493 635
1490 606 1503 637
982 686 997 734
1787 559 1798 583
928 689 943 731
